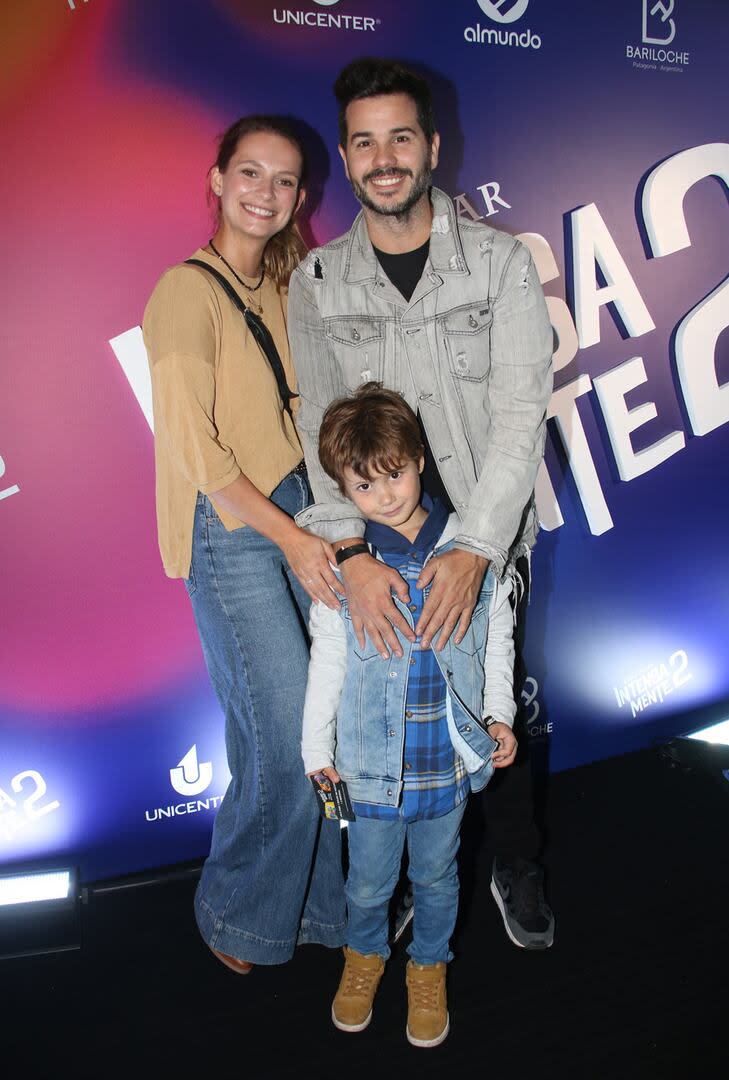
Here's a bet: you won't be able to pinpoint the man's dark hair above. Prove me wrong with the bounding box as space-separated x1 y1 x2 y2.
333 58 436 146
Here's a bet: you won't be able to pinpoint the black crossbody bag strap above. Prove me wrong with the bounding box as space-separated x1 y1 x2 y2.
185 258 298 419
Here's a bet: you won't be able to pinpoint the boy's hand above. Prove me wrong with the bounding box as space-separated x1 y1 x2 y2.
307 766 341 784
415 549 488 651
340 552 415 659
488 722 517 768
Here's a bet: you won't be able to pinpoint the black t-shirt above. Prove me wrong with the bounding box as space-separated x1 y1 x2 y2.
372 240 455 513
372 238 429 303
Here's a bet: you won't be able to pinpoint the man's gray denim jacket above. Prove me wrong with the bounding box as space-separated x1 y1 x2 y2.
288 187 554 578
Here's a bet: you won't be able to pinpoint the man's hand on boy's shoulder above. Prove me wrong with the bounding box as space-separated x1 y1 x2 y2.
488 723 517 768
339 552 416 660
415 549 489 652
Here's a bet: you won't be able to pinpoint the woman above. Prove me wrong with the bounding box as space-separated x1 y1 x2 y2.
143 116 345 970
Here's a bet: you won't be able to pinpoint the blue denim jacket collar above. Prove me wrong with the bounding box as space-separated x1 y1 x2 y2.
364 494 449 559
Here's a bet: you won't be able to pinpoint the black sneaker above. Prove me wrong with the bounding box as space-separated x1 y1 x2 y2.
391 883 414 943
490 857 555 950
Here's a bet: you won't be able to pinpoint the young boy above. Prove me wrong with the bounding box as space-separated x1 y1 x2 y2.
302 383 517 1048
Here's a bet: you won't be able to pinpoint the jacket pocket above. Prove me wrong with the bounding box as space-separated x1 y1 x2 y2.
440 303 493 383
453 571 494 656
324 316 384 392
342 604 382 661
452 602 487 657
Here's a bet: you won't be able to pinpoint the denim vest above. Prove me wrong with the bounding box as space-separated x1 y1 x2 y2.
289 187 554 579
334 545 498 808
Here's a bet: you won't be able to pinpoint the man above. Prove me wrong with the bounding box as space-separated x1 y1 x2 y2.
288 58 554 949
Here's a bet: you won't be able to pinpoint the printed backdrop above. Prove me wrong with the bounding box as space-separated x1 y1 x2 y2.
2 0 727 881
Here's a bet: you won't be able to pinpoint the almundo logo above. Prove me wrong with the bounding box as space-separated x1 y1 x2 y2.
466 0 540 50
476 0 529 22
169 745 213 797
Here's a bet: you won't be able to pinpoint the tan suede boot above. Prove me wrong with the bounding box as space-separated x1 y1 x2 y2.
405 959 449 1047
331 946 385 1032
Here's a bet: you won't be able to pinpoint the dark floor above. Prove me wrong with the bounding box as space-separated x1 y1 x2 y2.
3 745 728 1079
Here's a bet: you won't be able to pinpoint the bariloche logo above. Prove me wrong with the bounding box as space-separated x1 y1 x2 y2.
627 0 687 69
642 0 675 45
476 0 529 21
169 745 213 797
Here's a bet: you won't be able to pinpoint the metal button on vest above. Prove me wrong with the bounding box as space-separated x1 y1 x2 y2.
388 671 397 678
351 328 360 341
409 603 417 612
404 762 412 770
405 710 413 718
388 729 396 737
387 789 393 797
468 314 479 328
409 658 416 666
463 724 472 733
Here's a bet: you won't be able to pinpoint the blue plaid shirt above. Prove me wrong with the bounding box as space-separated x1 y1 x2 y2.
352 497 470 823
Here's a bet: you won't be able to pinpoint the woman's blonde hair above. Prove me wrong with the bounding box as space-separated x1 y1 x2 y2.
209 115 308 286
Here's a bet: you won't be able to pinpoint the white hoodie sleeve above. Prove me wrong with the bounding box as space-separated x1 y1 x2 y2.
482 575 517 728
301 601 348 774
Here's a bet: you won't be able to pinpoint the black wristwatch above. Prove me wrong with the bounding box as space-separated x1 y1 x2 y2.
335 542 370 566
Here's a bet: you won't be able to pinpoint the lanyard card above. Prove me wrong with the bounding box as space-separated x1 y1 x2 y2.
310 773 355 821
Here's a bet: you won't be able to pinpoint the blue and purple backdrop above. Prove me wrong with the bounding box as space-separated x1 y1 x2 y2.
2 0 727 882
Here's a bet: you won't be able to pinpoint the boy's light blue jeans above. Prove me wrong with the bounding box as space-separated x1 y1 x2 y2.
186 468 346 965
345 802 466 966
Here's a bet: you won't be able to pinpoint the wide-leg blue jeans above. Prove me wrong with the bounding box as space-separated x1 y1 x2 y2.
186 468 346 965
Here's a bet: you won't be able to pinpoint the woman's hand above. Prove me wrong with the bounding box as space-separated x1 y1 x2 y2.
280 526 341 609
209 473 340 610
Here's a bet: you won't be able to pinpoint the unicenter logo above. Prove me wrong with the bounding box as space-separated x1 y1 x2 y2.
272 0 377 31
170 745 213 797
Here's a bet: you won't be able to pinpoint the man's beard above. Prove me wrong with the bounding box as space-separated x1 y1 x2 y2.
351 162 432 221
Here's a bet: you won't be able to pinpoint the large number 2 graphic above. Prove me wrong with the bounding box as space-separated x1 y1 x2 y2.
11 770 61 820
641 143 729 437
0 771 61 838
